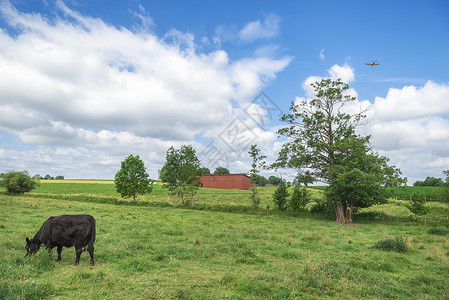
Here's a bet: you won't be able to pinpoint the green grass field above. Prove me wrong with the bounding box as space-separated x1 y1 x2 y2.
1 181 448 299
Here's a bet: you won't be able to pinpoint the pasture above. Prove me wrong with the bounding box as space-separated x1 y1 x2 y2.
0 181 448 299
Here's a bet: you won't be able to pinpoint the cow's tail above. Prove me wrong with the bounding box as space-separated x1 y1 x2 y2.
87 218 96 252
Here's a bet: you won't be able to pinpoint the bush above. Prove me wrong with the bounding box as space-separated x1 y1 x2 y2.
273 181 288 211
407 192 429 217
353 211 388 220
310 199 334 218
0 170 38 194
427 228 449 236
288 185 311 212
372 237 408 253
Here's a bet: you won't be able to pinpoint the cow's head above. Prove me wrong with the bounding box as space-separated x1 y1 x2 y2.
25 237 40 257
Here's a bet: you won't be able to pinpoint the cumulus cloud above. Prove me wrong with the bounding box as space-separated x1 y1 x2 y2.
0 2 290 138
0 2 291 178
297 65 449 183
365 81 449 182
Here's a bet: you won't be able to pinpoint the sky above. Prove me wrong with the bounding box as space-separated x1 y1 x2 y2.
0 0 448 184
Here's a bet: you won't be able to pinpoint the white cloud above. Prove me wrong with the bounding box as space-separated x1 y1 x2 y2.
365 81 449 182
297 65 449 184
0 2 291 178
239 14 281 42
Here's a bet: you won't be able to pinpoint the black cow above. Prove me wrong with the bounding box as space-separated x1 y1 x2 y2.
25 214 96 266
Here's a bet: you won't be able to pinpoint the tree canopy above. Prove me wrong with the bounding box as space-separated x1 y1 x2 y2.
276 78 405 223
114 155 153 201
159 145 201 206
214 167 230 175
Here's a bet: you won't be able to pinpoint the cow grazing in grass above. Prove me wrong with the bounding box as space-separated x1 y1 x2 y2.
25 214 96 266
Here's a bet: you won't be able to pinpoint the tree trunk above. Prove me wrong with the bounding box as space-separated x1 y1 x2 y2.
335 202 354 224
133 194 136 202
335 203 346 223
348 204 354 223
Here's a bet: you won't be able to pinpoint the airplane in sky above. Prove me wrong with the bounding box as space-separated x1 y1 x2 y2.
366 59 380 66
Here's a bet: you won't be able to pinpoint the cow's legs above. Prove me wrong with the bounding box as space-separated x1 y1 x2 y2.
75 247 82 265
57 246 62 261
88 245 95 266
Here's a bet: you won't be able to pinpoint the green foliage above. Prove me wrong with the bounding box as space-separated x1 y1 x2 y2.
272 180 288 211
275 78 405 223
292 171 314 186
114 155 153 201
288 185 311 212
407 192 429 217
198 167 211 175
253 175 268 187
427 228 449 236
214 167 230 174
54 175 64 180
268 176 283 186
159 145 201 206
248 145 266 209
372 237 408 253
0 170 37 194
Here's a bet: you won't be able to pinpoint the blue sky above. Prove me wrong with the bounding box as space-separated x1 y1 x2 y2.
0 0 448 183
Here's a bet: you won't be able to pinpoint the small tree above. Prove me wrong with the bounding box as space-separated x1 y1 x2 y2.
114 155 153 202
0 170 37 194
159 145 201 206
273 180 289 211
55 175 64 180
407 192 429 217
248 145 266 209
289 185 311 212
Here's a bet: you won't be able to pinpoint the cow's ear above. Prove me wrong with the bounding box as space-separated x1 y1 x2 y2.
26 237 30 243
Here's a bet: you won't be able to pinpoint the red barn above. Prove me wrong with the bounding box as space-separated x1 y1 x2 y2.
199 174 253 190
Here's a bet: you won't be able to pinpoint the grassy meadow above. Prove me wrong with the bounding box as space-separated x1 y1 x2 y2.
0 181 448 299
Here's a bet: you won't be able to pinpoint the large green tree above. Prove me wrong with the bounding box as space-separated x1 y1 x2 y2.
276 78 405 223
159 145 201 206
114 155 153 202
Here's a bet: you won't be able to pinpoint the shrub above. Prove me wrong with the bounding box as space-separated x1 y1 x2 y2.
353 211 388 220
0 170 37 194
288 185 311 212
427 228 449 236
273 181 288 211
407 192 429 217
310 199 334 218
372 237 408 253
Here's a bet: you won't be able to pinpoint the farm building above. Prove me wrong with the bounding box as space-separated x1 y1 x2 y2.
199 174 253 190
